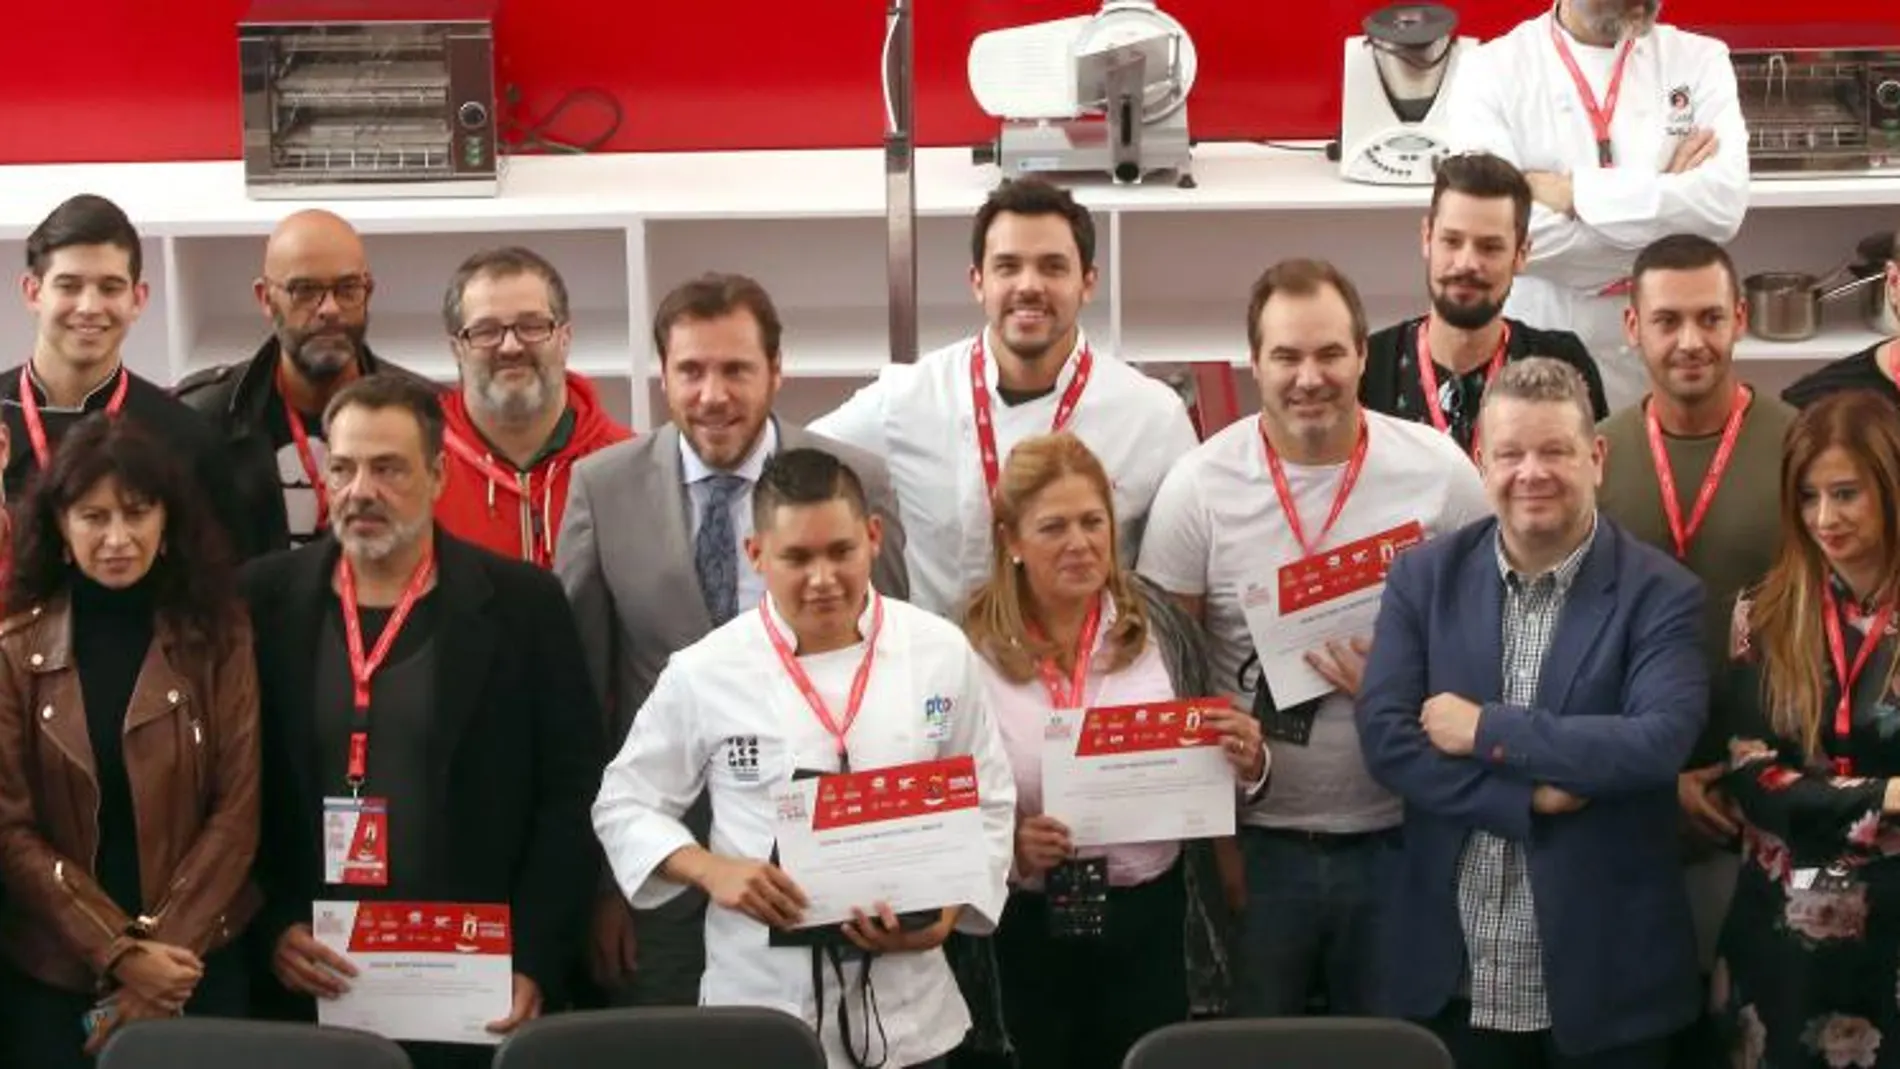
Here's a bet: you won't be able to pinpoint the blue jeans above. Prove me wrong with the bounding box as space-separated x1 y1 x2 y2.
1232 825 1399 1018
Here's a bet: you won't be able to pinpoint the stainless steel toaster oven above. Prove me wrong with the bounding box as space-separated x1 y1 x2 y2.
239 0 501 198
1721 26 1900 175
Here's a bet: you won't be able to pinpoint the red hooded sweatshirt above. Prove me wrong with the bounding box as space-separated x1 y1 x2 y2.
437 371 632 568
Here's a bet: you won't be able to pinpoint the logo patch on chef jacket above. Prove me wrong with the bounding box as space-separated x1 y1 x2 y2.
724 735 762 783
1665 85 1695 135
923 695 954 741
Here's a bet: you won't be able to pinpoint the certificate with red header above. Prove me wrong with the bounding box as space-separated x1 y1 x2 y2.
312 901 512 1046
771 755 991 928
1243 521 1424 710
1041 698 1237 847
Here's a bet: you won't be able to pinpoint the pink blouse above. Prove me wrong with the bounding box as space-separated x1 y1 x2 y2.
976 612 1184 890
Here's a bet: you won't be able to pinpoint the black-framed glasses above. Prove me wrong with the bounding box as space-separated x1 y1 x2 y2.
455 317 562 349
266 275 373 310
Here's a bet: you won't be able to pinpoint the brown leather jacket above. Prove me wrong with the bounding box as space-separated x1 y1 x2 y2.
0 595 262 993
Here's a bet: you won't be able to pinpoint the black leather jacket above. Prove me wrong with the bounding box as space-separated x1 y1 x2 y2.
174 340 432 556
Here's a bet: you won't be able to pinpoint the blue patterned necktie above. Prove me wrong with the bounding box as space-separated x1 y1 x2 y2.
695 473 747 625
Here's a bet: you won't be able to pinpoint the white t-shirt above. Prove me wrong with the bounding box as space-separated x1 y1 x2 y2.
809 330 1201 618
1137 409 1490 832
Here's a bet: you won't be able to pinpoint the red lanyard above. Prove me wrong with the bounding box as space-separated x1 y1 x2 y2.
19 365 129 468
970 333 1093 503
337 547 437 787
1645 384 1750 560
1821 583 1895 777
1415 318 1511 459
1548 16 1636 168
1027 594 1103 709
1261 414 1369 559
444 429 551 567
759 592 886 768
278 366 329 529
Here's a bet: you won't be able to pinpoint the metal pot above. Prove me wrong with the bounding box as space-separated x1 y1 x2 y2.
1848 262 1898 336
1744 271 1885 342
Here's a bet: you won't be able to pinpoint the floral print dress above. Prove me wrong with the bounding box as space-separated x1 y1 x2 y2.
1715 582 1900 1069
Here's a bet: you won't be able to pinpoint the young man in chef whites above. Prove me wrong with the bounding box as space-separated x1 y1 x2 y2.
811 177 1199 619
1441 0 1750 414
593 448 1015 1069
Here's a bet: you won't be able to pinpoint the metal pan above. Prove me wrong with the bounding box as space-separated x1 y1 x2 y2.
1744 270 1884 342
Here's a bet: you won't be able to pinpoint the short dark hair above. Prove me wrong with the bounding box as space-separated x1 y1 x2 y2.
1430 152 1533 246
971 177 1097 273
1246 258 1369 359
1631 234 1741 305
442 246 571 334
322 372 447 460
652 272 784 366
752 448 869 534
26 194 143 283
7 414 236 645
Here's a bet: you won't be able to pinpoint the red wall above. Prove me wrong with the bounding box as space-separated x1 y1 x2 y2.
2 1 1896 165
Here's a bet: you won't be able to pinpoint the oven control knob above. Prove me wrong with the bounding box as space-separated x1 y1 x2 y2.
458 101 490 130
1877 80 1900 111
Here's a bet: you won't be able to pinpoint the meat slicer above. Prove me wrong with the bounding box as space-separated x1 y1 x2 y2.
967 0 1196 186
1338 3 1473 185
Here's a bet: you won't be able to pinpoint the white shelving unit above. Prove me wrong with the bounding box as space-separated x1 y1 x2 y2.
0 142 1893 428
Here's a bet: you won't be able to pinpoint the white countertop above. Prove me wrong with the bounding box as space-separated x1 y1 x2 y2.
1 142 1897 237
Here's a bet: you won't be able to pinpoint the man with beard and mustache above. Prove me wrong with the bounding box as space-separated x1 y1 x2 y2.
178 209 432 556
1138 259 1487 1022
811 177 1198 619
554 272 907 1010
1362 152 1609 459
5 194 248 553
241 373 602 1069
1595 235 1794 1069
1441 0 1750 415
435 247 631 568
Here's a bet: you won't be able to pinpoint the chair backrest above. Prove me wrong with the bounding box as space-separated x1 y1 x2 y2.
1124 1018 1455 1069
493 1006 828 1069
98 1018 412 1069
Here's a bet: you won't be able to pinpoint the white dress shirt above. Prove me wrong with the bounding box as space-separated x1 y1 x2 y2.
1442 10 1750 410
681 419 777 615
810 329 1200 618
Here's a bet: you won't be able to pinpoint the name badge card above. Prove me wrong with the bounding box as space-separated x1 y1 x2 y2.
324 796 390 887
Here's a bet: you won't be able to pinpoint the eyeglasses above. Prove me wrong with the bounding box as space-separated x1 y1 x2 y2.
266 275 373 310
455 317 562 349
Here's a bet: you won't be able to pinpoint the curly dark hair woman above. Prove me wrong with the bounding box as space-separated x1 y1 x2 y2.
0 413 261 1066
6 413 237 642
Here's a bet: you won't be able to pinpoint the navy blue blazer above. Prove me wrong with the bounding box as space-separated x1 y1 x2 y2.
1356 514 1707 1056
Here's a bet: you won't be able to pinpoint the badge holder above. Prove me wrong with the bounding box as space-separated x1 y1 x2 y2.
1254 683 1321 747
1045 856 1109 940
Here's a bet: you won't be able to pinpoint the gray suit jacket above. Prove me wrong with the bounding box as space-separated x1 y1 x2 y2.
554 419 910 749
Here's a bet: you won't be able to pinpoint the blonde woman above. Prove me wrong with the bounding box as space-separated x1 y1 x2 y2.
961 432 1264 1069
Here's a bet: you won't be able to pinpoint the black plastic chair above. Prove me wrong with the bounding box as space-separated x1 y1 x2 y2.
97 1017 413 1069
492 1006 827 1069
1124 1018 1456 1069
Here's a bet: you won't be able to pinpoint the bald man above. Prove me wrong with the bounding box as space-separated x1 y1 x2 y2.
177 209 431 555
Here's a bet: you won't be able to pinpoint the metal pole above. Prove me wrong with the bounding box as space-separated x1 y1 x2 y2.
883 0 918 364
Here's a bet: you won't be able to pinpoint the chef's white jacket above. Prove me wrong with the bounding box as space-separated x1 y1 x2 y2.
810 330 1200 618
1443 10 1751 410
593 592 1016 1069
